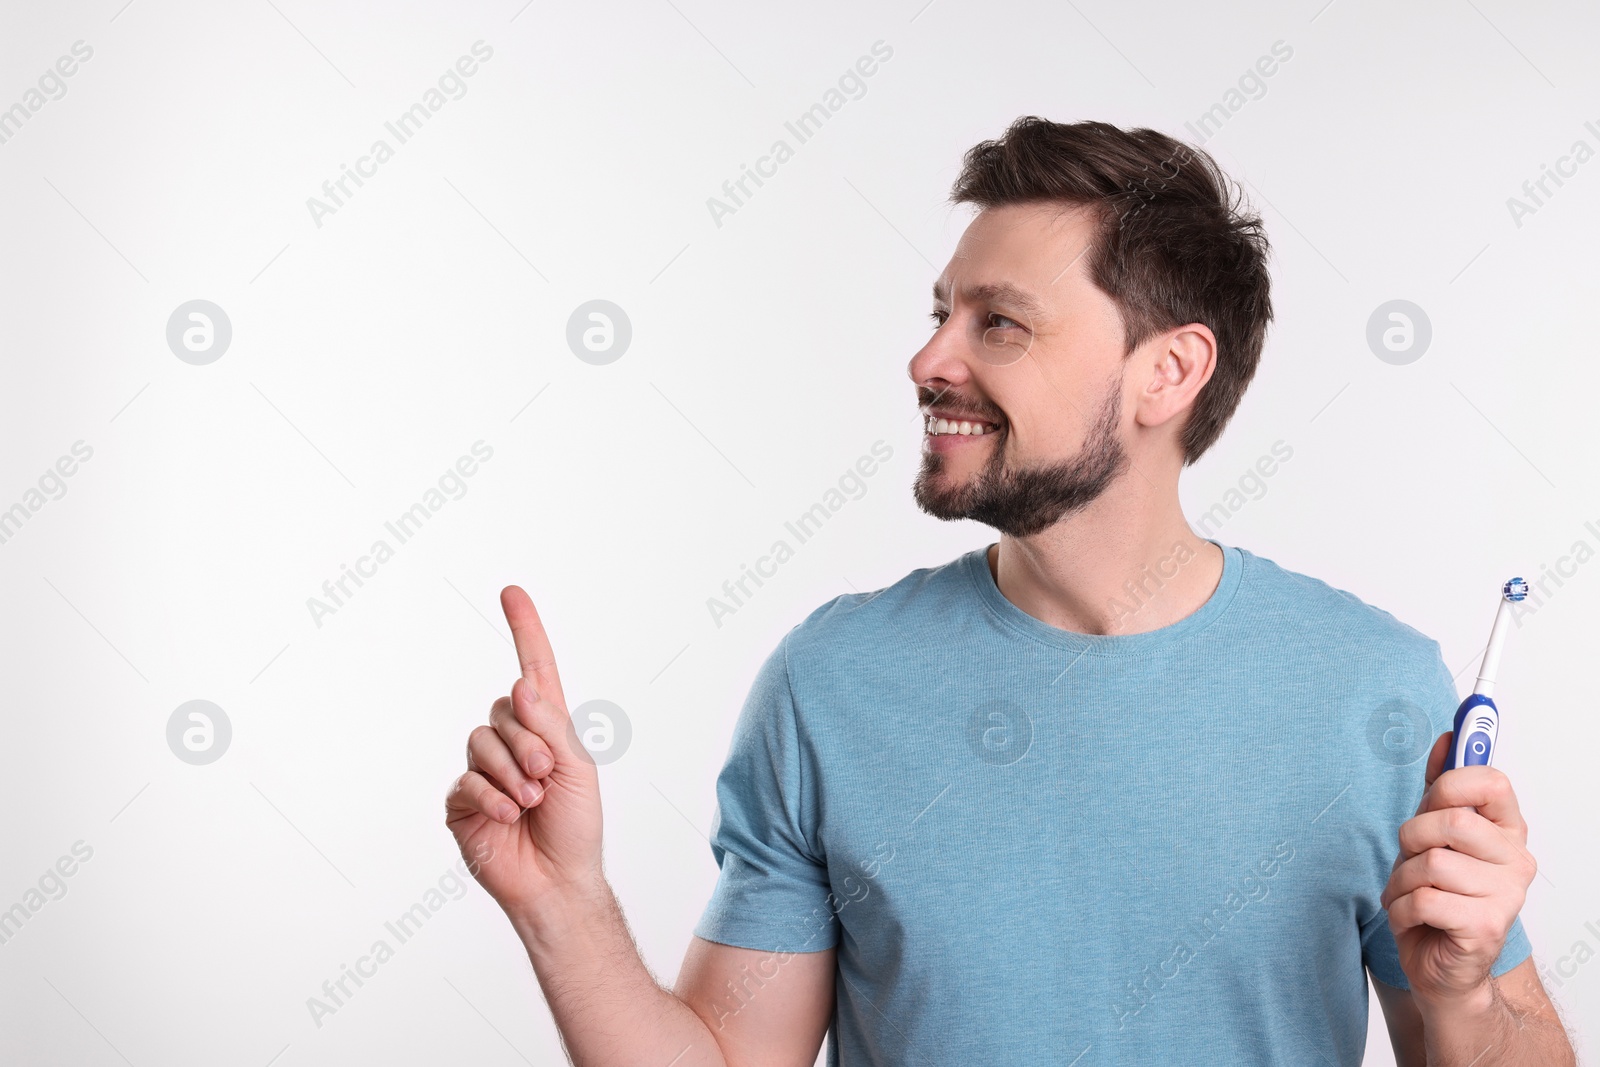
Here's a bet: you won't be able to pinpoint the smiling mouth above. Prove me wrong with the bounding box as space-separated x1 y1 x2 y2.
922 414 1000 437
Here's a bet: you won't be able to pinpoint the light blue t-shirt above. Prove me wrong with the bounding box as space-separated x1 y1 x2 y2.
694 542 1532 1065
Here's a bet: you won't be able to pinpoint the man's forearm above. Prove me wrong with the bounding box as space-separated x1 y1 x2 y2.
510 875 727 1067
1419 980 1575 1066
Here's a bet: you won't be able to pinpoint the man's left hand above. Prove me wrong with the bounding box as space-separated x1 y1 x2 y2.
1381 730 1538 1007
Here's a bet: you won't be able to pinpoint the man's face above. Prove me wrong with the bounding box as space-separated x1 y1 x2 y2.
909 202 1133 537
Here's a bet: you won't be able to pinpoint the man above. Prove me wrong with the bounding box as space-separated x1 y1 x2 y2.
445 118 1575 1064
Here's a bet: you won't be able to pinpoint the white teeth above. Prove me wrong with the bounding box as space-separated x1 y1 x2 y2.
923 415 994 436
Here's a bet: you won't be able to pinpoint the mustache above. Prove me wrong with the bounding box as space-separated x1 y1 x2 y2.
915 386 1006 425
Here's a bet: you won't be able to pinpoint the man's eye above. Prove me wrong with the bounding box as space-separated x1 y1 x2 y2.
929 310 948 328
988 313 1021 330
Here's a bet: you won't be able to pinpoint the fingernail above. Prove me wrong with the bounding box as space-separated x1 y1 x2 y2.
520 782 542 806
497 802 519 822
527 753 551 776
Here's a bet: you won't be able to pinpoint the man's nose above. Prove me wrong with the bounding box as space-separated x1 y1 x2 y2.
907 318 974 393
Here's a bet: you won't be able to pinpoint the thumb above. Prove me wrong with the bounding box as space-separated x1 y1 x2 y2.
513 676 593 772
1421 730 1452 795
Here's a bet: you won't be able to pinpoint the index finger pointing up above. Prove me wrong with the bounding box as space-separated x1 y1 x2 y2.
501 585 567 712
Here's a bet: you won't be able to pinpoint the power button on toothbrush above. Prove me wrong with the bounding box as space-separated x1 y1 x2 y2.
1462 730 1493 766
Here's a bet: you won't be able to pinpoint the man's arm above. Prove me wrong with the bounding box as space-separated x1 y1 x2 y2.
1372 958 1573 1067
515 878 834 1067
678 937 836 1064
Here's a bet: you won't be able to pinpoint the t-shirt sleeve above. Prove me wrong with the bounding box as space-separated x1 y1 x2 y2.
1362 643 1535 990
693 632 839 954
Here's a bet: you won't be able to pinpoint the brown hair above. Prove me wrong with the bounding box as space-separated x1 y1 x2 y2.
951 116 1273 465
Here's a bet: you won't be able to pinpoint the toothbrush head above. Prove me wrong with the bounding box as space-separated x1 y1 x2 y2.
1503 577 1529 602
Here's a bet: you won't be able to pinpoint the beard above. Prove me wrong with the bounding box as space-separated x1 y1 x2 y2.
913 380 1129 538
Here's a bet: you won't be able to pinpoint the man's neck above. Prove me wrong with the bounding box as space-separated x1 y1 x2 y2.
984 479 1223 637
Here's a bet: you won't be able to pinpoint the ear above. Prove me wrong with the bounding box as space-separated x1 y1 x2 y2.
1133 323 1217 430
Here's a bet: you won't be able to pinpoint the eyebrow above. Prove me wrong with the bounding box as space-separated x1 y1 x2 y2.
931 280 1047 318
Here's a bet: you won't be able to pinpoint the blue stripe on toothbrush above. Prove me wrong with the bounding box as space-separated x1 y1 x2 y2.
1443 693 1497 771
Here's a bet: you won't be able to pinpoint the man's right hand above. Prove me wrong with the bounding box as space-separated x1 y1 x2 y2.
445 585 605 923
443 587 835 1067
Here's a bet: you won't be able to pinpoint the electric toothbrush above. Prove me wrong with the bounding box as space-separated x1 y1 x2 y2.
1443 577 1529 771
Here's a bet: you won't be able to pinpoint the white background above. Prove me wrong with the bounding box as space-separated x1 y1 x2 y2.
0 0 1595 1064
